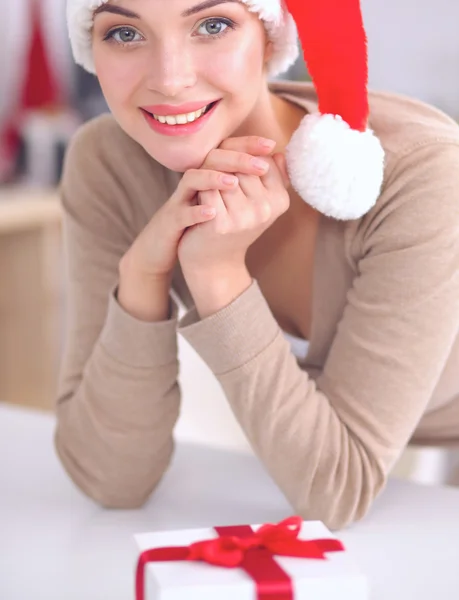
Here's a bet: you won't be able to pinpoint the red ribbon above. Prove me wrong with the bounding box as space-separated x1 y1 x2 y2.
136 516 344 600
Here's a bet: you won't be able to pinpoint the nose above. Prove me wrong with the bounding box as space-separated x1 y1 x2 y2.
145 41 197 97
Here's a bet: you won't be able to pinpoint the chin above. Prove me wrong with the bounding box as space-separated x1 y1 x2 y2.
141 138 220 173
145 147 208 172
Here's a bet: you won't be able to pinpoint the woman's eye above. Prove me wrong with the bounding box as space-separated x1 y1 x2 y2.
105 27 143 44
197 18 231 37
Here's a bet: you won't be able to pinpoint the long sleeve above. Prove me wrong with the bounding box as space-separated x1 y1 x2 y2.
54 119 181 508
177 141 459 530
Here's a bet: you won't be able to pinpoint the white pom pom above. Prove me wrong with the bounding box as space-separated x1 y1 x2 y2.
286 114 385 220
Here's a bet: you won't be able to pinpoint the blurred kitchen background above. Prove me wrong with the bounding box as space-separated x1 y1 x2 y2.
1 0 458 483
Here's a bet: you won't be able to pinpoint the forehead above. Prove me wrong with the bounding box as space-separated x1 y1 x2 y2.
94 0 243 14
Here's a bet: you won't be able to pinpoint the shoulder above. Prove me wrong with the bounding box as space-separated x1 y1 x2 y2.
367 89 459 216
350 91 459 243
368 88 459 161
337 92 459 266
272 81 459 262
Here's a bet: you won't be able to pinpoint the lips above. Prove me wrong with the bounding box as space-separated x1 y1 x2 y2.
143 101 217 126
141 99 220 137
141 99 220 116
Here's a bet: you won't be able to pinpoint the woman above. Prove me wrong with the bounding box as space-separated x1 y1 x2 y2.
56 0 459 529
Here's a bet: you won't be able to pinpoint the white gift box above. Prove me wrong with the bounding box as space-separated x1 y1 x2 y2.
133 519 368 600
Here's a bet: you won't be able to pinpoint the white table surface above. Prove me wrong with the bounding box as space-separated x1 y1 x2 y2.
1 404 459 600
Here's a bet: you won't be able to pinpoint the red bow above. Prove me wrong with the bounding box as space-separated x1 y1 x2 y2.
136 516 344 600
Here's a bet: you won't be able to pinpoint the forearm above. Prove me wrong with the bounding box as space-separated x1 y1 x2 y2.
215 342 385 530
55 365 179 509
55 286 181 508
177 281 387 530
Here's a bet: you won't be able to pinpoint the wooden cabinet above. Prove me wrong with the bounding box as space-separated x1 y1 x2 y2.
0 188 62 410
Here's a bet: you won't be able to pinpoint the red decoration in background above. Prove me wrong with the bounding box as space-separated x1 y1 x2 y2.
21 0 61 109
135 516 345 600
0 0 62 181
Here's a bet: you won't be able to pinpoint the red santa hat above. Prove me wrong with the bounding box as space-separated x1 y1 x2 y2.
67 0 384 220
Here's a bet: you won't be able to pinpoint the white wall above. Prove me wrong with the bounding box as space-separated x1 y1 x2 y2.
362 0 459 118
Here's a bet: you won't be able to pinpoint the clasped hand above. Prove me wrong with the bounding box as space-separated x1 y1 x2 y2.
177 136 291 277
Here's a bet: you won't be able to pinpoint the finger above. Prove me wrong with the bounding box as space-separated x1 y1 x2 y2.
199 189 227 216
219 179 250 217
258 155 286 190
218 136 276 156
175 169 239 204
257 157 291 217
202 148 271 177
163 199 215 232
182 204 217 228
234 173 272 221
272 152 290 188
235 173 265 200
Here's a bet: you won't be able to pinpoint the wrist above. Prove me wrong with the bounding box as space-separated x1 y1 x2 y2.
183 264 253 319
119 250 172 286
118 256 172 322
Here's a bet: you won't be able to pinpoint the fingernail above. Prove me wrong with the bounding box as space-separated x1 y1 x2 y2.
223 175 238 185
251 158 269 172
202 206 216 216
259 138 276 149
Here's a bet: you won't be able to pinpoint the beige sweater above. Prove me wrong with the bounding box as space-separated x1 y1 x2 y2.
55 80 459 530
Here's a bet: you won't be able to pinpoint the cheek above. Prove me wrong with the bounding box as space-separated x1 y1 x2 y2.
200 34 266 86
93 50 140 109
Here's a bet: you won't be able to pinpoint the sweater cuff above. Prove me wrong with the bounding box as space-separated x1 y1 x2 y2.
177 279 279 374
99 285 179 368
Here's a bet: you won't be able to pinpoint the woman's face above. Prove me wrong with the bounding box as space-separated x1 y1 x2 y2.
92 0 272 172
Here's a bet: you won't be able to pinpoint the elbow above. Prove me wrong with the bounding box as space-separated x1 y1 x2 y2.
54 427 175 510
84 473 161 510
86 484 157 511
292 451 388 532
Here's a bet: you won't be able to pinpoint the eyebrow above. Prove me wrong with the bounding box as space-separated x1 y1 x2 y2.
93 5 140 19
181 0 239 18
94 0 239 20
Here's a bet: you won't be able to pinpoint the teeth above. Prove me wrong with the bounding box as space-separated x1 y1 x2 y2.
152 104 211 125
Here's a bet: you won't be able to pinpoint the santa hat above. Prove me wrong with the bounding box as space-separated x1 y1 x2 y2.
67 0 384 220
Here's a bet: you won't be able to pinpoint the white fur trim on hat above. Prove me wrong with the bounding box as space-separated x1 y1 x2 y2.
286 114 385 220
66 0 299 77
241 0 299 76
67 0 104 73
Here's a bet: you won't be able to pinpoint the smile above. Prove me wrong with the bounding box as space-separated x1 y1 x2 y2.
140 100 221 137
147 101 217 125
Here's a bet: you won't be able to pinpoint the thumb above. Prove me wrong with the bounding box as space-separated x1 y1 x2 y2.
272 152 290 189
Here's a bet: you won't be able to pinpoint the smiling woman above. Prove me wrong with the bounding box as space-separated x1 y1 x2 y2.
55 0 459 531
86 0 292 173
